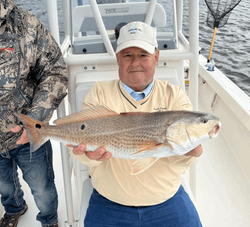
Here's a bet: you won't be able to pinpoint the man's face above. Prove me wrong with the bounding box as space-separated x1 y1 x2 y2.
116 47 159 92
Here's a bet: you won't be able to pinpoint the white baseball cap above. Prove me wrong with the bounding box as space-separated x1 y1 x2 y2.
116 21 158 54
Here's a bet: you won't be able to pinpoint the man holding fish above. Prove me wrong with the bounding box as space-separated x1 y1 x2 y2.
71 21 205 226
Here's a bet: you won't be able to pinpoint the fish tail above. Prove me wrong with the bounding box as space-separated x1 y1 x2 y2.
15 113 47 152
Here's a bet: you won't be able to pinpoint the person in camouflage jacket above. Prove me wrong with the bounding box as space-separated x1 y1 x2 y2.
0 0 68 226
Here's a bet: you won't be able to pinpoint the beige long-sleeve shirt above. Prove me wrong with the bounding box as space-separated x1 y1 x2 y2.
71 79 198 206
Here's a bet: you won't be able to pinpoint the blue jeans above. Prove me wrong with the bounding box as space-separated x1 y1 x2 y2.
84 186 202 227
0 141 58 226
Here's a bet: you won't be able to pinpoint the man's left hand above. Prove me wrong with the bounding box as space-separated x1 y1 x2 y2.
11 125 29 144
185 144 203 157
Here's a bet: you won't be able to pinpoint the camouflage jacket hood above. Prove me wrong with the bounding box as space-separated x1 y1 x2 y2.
0 0 68 153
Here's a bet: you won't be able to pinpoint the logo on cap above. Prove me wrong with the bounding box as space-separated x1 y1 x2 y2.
128 26 142 35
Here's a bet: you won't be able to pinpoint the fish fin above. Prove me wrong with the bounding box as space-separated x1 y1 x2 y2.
14 113 47 152
131 143 164 155
168 142 174 150
53 105 119 125
131 158 159 175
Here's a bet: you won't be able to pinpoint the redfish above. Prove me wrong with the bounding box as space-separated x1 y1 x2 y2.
15 105 221 174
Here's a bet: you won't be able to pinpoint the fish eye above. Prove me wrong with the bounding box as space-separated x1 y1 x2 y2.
35 124 42 129
201 118 208 124
81 124 85 130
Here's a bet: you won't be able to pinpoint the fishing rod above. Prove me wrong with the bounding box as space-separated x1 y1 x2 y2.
205 0 241 63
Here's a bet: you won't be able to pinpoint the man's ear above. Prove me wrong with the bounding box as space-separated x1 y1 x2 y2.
116 53 120 66
154 49 160 65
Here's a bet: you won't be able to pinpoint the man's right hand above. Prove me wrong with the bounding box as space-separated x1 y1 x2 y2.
67 143 112 161
11 125 29 145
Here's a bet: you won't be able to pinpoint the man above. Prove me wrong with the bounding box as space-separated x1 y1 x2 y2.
71 21 202 226
0 0 68 227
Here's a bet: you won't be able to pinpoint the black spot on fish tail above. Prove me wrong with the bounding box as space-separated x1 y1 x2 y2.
35 124 42 129
81 124 85 130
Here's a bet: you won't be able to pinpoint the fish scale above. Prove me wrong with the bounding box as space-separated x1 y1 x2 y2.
50 114 165 158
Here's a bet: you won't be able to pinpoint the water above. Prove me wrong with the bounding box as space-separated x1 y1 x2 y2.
197 0 250 97
15 0 250 96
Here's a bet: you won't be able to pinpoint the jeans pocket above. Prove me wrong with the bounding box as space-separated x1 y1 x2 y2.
0 152 9 159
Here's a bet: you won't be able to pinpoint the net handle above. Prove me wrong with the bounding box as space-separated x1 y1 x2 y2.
205 0 242 63
207 27 217 63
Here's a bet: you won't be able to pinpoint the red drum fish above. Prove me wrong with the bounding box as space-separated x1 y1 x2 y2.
15 105 221 174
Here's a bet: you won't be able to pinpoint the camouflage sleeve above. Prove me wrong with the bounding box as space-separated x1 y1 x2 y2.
25 17 68 122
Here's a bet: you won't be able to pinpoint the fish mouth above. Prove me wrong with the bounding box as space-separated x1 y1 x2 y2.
208 122 221 138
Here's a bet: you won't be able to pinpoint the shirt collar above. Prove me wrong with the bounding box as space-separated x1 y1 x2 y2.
121 79 154 101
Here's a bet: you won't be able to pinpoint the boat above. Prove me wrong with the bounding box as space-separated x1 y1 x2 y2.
2 0 250 226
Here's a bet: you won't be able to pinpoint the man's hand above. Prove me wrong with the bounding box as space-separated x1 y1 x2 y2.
11 125 29 144
67 143 112 161
185 144 203 157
